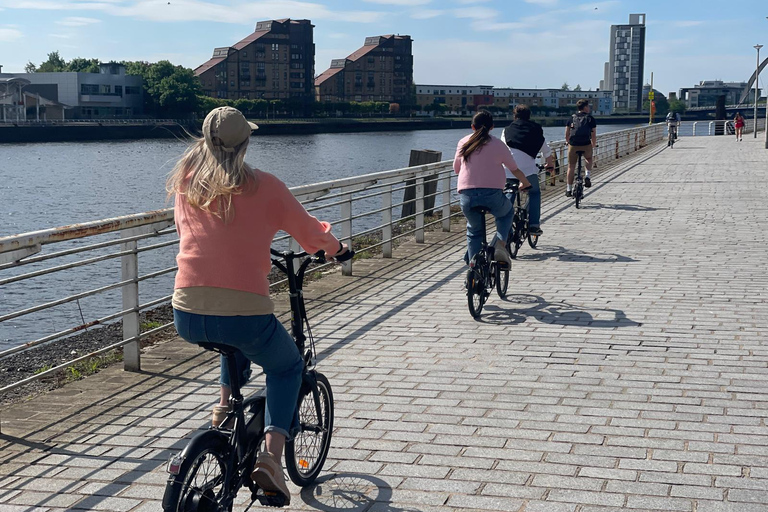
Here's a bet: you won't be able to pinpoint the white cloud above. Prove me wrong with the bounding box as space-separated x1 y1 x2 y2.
523 0 557 4
49 33 73 38
0 27 22 41
453 6 497 20
454 0 489 4
673 20 705 28
56 16 102 25
327 32 348 39
0 0 387 24
411 9 443 19
363 0 429 4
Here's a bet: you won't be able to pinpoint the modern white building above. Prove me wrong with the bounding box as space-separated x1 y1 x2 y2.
0 63 144 119
0 77 70 122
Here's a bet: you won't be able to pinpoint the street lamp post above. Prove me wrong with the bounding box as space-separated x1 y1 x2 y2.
755 44 763 138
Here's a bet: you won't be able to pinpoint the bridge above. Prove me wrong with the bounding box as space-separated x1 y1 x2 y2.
1 125 768 511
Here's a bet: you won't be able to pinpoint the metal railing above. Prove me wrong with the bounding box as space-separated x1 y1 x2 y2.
0 118 186 126
688 118 766 136
0 123 665 394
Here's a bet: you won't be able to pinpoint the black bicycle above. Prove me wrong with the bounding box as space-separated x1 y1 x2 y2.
573 151 586 209
505 173 540 259
162 247 353 511
466 207 507 319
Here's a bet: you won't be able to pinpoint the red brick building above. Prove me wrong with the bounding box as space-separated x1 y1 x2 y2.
195 19 315 104
315 35 413 104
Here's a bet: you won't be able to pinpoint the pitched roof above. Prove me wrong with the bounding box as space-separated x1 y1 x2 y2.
194 56 227 76
315 67 344 86
232 29 269 51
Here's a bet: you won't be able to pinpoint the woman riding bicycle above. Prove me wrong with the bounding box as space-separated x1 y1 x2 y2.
167 106 348 506
454 110 531 268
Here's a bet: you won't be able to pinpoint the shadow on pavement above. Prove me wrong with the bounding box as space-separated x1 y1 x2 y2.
301 473 422 512
516 245 638 263
479 293 641 328
578 203 668 212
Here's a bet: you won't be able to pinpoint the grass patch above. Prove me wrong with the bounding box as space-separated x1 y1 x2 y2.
33 364 53 375
61 351 124 384
140 320 163 331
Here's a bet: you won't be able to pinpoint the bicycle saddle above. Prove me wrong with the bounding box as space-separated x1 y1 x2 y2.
197 342 240 355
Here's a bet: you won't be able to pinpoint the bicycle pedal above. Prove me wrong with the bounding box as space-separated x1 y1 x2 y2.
253 490 287 508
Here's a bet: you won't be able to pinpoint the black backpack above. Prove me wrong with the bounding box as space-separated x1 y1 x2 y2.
569 113 593 146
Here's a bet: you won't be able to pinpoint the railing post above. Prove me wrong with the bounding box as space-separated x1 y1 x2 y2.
441 173 451 232
340 193 352 276
382 184 393 258
416 177 425 243
121 228 140 372
692 122 697 136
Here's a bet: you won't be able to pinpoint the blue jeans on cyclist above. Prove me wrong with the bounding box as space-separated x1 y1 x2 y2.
459 188 514 263
505 175 541 228
173 309 302 439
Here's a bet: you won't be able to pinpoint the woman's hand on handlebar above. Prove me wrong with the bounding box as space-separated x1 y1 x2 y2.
330 242 354 262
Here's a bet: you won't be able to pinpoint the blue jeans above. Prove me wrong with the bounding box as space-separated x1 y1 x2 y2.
459 188 514 263
173 309 302 439
506 175 541 228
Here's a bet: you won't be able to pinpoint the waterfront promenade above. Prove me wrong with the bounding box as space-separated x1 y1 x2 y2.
1 135 768 511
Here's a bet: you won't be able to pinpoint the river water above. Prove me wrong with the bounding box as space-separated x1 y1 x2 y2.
0 124 635 351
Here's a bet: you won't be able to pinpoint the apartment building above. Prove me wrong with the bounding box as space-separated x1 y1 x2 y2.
679 80 758 108
195 19 315 104
415 85 493 113
602 14 646 112
416 85 613 115
315 35 413 103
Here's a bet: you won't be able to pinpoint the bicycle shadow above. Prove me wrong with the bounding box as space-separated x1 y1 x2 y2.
578 203 668 212
300 473 421 512
479 293 641 328
516 245 638 263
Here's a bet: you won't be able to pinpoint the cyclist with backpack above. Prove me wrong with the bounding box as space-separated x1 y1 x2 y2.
666 111 681 140
564 99 597 196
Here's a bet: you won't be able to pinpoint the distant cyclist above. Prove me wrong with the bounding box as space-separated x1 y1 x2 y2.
666 111 681 140
501 104 555 236
565 99 597 196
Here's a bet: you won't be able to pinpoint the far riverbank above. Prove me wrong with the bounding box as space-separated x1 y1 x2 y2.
0 115 649 143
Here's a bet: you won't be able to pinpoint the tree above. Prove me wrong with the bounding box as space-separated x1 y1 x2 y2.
561 82 570 91
668 99 687 115
67 58 101 73
574 84 582 91
125 60 202 117
24 61 37 73
37 51 67 72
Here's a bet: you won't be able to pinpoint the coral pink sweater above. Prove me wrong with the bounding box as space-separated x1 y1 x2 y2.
174 169 341 297
453 135 519 192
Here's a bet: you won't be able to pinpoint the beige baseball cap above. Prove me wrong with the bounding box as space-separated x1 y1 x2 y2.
202 106 259 153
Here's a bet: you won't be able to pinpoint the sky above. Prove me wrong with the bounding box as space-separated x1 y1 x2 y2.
0 0 766 97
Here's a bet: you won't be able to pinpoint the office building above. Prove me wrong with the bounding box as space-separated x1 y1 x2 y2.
315 35 414 103
0 63 143 119
195 19 315 104
602 13 646 112
679 80 759 108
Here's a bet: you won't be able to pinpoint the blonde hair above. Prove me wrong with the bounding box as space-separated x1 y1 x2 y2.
167 137 257 222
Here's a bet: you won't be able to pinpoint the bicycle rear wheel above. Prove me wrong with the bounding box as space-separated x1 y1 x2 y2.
285 372 334 487
467 266 485 319
162 432 232 512
574 184 583 209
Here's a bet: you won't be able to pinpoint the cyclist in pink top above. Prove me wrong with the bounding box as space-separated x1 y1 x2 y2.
168 106 348 505
454 111 531 268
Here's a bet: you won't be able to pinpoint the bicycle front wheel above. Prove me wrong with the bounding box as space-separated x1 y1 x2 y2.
286 372 334 487
495 262 509 298
162 432 232 512
528 232 539 249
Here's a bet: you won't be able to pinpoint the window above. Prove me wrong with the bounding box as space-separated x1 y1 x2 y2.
272 53 279 60
290 82 303 89
272 43 279 51
125 86 141 95
114 85 123 97
290 72 304 79
230 81 235 87
81 84 99 95
290 63 304 69
291 54 303 60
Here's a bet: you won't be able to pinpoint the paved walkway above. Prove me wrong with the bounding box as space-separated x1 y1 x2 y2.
2 136 768 512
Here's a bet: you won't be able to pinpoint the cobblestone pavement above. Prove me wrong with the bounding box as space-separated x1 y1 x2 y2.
2 136 768 511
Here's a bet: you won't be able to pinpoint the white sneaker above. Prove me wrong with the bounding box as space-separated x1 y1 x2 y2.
251 452 291 506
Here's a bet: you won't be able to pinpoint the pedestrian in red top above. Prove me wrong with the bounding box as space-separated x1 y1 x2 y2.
734 112 745 141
